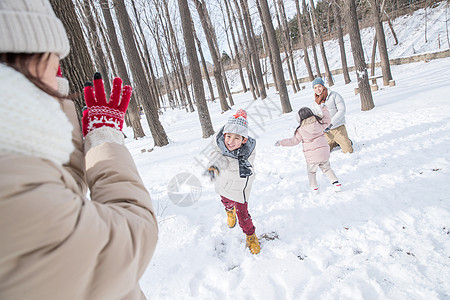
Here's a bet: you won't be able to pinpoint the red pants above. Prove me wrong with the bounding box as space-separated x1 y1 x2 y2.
221 196 255 236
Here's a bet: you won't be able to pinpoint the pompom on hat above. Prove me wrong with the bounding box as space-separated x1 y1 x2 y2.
0 0 70 58
223 109 249 138
312 77 325 88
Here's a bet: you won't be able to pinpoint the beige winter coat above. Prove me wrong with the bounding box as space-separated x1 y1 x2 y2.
0 65 158 300
210 132 256 204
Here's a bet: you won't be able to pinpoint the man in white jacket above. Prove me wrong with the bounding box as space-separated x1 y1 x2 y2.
311 77 353 153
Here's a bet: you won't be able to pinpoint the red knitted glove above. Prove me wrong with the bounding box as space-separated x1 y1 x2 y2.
82 72 132 136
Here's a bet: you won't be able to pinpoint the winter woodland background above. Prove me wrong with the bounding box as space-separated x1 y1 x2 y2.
53 0 450 298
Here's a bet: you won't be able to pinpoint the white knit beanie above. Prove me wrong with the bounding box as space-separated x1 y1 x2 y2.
223 109 249 138
0 0 70 58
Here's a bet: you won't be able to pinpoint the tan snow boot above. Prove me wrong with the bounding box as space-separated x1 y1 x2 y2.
226 207 236 228
246 233 261 254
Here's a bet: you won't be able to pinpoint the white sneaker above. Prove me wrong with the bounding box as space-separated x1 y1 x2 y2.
333 182 342 192
311 187 319 195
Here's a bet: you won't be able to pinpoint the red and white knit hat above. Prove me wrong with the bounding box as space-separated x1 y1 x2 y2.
223 109 248 138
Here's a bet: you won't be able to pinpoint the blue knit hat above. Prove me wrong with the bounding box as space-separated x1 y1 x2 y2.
312 77 325 88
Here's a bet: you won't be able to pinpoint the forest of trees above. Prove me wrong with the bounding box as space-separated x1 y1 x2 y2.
51 0 445 143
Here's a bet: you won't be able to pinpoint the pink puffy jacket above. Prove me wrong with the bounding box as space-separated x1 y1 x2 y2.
279 106 331 164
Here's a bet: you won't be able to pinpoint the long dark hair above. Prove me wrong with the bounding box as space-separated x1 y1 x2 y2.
294 107 324 133
0 53 62 99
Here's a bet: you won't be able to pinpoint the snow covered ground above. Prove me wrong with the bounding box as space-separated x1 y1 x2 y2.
130 56 450 299
122 3 450 299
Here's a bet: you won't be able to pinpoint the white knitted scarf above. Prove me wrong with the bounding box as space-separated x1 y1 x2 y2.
0 63 74 165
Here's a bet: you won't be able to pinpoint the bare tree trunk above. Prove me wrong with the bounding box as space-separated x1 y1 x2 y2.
142 8 171 109
370 36 377 77
255 0 279 91
220 10 234 63
224 0 248 93
249 62 260 98
212 29 234 106
279 0 300 91
162 0 194 111
155 3 187 109
447 0 450 48
148 61 163 109
131 0 160 110
262 55 269 88
232 0 258 99
193 27 216 102
294 0 314 81
383 10 398 45
99 0 145 138
424 1 428 43
309 0 334 86
151 20 176 109
194 0 230 112
82 0 111 93
50 0 95 123
259 0 292 113
344 0 374 111
273 0 297 93
221 65 235 106
240 0 267 99
302 0 321 77
177 0 214 138
113 0 168 145
93 4 117 76
327 5 332 35
369 0 392 86
173 59 188 110
333 0 351 84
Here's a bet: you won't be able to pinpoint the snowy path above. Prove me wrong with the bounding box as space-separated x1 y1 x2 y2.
124 56 450 299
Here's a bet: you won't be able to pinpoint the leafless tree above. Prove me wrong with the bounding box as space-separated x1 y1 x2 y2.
446 0 449 48
152 1 188 110
81 0 111 93
131 0 162 110
162 0 195 111
382 8 398 45
50 0 96 123
146 14 176 109
231 0 258 99
275 0 301 92
344 0 374 111
279 0 300 90
294 0 314 81
309 0 334 86
223 0 248 93
255 0 279 90
113 0 169 145
302 0 321 77
239 0 267 99
273 0 296 92
369 0 393 86
98 0 146 138
193 0 231 112
177 0 215 137
193 26 216 102
332 0 351 84
259 0 292 113
92 3 117 76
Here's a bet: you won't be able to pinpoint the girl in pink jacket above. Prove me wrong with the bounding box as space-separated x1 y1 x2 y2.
276 106 342 194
